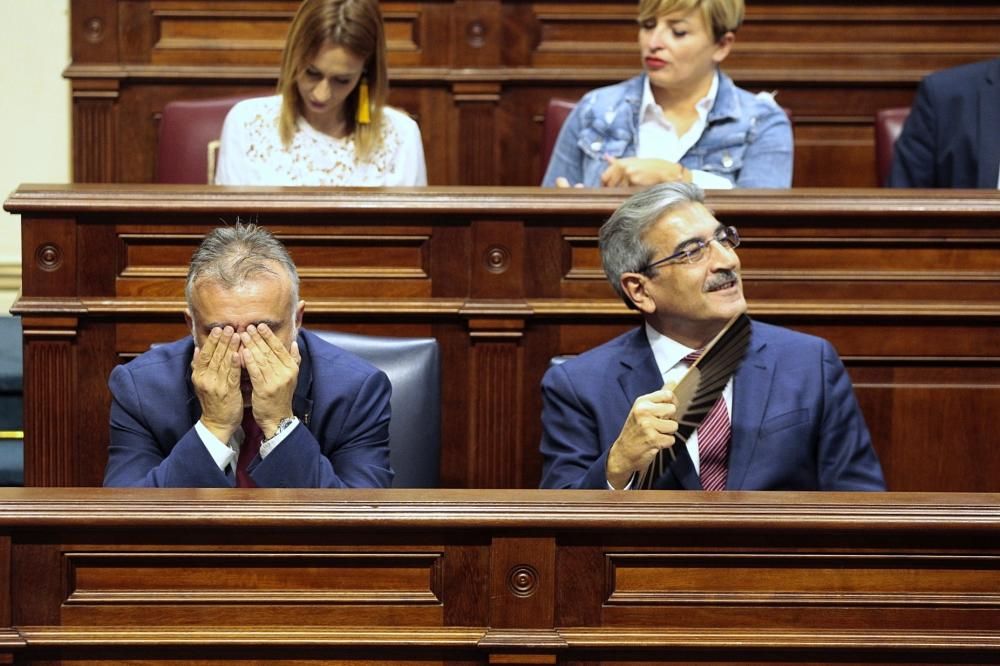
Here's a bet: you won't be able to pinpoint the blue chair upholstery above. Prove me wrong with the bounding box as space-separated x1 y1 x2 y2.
314 331 441 488
0 316 24 486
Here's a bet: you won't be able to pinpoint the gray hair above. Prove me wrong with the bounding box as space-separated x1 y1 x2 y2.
185 222 300 316
599 181 705 309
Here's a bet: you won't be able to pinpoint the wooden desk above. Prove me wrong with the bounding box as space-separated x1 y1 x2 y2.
6 185 1000 490
0 489 997 664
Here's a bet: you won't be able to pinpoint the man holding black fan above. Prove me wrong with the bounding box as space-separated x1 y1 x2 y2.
538 182 885 491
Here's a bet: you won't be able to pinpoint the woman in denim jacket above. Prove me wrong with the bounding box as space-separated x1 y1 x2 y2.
543 0 792 189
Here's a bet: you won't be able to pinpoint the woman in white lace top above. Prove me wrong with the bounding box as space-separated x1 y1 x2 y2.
216 0 427 186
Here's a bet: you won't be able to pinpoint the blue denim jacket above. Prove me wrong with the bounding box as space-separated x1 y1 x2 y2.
542 71 793 188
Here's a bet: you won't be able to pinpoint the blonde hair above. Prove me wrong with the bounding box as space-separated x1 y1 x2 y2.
277 0 388 159
638 0 744 41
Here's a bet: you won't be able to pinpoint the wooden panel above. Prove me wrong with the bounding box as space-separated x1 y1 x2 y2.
0 489 998 663
61 550 445 626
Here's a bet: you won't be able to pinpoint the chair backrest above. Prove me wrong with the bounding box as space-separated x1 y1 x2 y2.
875 106 911 187
313 331 441 488
156 95 254 184
0 316 23 486
542 98 579 170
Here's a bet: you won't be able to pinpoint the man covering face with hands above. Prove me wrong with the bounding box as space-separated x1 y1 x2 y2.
104 223 393 488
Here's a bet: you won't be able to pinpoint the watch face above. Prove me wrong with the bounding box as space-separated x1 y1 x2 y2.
266 417 296 443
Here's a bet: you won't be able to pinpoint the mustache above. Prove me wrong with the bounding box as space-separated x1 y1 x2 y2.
705 270 740 292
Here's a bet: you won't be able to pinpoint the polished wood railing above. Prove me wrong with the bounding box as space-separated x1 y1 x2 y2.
0 489 998 663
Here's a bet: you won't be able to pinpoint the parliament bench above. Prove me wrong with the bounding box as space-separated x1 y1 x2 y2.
6 185 1000 491
0 488 997 664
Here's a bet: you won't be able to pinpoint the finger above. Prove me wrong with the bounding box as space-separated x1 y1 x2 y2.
227 346 242 388
241 344 265 383
290 340 301 366
257 323 293 365
196 327 221 367
241 327 273 379
643 400 677 418
643 388 676 405
606 166 626 188
224 328 241 372
652 416 678 435
209 327 235 370
655 434 676 450
600 166 615 187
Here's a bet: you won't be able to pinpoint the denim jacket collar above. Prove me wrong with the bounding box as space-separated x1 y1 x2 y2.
623 70 742 129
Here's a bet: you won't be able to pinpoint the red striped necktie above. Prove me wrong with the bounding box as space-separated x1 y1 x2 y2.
237 409 262 488
684 350 731 491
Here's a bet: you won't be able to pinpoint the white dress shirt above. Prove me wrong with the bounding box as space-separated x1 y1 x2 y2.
637 73 735 190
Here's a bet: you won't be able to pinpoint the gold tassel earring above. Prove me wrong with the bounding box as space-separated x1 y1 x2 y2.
356 77 371 124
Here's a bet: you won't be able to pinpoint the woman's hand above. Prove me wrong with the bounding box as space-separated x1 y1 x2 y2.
600 156 691 187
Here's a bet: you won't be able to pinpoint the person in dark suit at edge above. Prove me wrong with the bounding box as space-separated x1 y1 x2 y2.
539 182 885 491
104 223 393 488
889 57 1000 188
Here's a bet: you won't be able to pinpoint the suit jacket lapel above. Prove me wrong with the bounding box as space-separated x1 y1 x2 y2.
616 327 700 490
728 323 774 490
977 59 1000 188
183 339 202 426
292 331 314 427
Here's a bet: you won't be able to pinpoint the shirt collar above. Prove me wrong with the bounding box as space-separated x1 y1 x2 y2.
639 71 720 124
645 321 699 377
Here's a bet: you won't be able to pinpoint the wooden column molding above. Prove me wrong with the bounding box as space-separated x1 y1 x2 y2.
71 81 120 183
21 318 79 487
466 217 528 487
485 536 559 662
452 82 503 185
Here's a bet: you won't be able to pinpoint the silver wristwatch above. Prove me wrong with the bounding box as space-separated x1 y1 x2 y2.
264 416 297 444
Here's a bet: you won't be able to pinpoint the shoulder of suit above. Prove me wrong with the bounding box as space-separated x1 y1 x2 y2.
750 320 826 352
554 327 646 374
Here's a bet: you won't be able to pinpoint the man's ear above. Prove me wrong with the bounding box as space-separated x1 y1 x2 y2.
294 299 305 334
713 31 735 64
183 309 195 338
621 273 656 314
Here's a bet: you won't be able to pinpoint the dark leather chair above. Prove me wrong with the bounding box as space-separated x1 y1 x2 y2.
875 106 911 187
0 316 23 486
314 331 441 488
542 98 579 169
156 95 254 184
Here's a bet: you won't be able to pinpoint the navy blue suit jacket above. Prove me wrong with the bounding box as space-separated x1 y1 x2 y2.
539 320 885 491
889 58 1000 188
104 329 393 488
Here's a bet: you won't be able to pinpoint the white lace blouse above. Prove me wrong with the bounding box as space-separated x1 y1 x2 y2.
215 95 427 186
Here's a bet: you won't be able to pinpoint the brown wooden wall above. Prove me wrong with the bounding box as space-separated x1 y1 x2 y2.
1 488 998 663
67 1 1000 187
6 185 1000 492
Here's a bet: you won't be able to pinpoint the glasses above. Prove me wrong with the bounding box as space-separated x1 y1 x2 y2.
641 225 740 272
